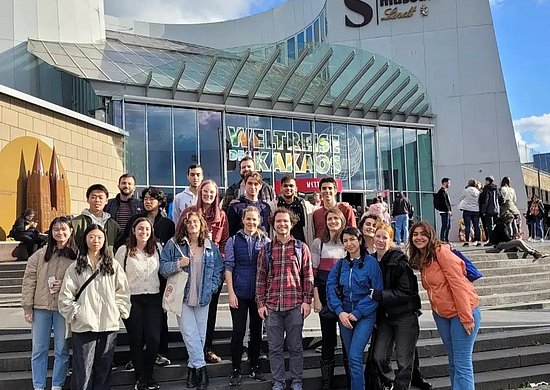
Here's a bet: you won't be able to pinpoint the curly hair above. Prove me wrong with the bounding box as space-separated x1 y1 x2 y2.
174 211 210 247
75 224 114 276
407 221 441 271
269 207 298 227
359 213 382 232
126 217 158 257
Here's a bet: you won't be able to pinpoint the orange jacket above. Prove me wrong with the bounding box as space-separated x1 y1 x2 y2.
420 245 480 325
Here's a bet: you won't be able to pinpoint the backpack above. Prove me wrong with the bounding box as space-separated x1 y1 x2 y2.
263 239 304 273
530 202 540 217
433 191 444 211
451 248 483 282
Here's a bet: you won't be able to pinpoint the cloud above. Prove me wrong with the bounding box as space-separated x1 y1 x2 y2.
513 113 550 152
104 0 272 24
489 0 505 6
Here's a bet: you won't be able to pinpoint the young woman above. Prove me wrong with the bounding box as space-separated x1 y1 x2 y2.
370 223 421 390
367 198 391 224
408 221 481 389
59 224 131 390
326 227 383 390
527 195 545 242
115 217 163 390
500 176 521 237
458 179 481 246
181 179 229 364
159 212 224 390
224 206 270 386
311 207 347 389
21 216 77 390
359 214 381 255
9 208 46 260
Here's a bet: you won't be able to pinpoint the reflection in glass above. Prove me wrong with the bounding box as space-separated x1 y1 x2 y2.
173 107 197 186
391 128 405 191
287 37 296 61
297 32 305 54
248 115 273 186
225 113 247 187
404 129 419 191
407 192 420 223
379 126 392 190
418 130 433 191
198 111 223 184
272 117 292 183
306 26 313 43
147 105 173 186
292 119 314 179
421 192 436 226
125 103 147 184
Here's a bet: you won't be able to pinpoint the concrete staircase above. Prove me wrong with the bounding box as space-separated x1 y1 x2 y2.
1 247 550 389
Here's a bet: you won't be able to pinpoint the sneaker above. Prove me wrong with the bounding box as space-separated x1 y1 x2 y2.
241 346 249 362
125 360 134 371
147 378 160 390
540 239 545 243
462 242 469 246
484 242 493 247
111 361 117 371
205 350 222 363
249 366 266 382
135 378 148 390
528 237 534 242
272 383 285 390
476 242 482 247
229 369 241 386
155 354 171 366
258 351 268 360
290 382 303 390
315 345 322 353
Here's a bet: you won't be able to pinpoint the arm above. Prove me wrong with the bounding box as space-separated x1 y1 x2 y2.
210 245 224 293
301 244 314 305
159 240 181 278
351 259 383 321
372 255 413 306
224 239 237 308
227 204 241 237
114 263 131 320
21 249 41 316
221 184 236 212
343 204 357 227
172 195 182 226
310 238 321 283
114 246 127 267
217 212 230 257
326 259 344 315
58 265 81 323
255 247 268 309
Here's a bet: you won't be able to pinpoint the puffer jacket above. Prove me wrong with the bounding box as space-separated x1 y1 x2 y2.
326 254 383 321
458 187 480 212
500 186 520 216
21 247 74 315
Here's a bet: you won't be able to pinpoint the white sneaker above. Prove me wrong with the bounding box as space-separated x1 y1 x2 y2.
52 387 63 390
541 239 545 243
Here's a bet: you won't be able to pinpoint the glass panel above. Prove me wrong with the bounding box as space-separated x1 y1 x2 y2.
173 107 198 186
363 126 377 191
225 113 248 187
407 192 420 224
272 117 292 184
292 119 314 179
421 193 436 226
379 126 392 191
404 128 419 191
313 122 338 179
349 124 364 191
124 103 147 185
418 130 433 191
287 37 296 61
111 100 122 128
391 127 405 191
198 110 223 185
306 26 313 43
314 19 320 43
297 32 306 55
247 115 273 186
147 105 173 186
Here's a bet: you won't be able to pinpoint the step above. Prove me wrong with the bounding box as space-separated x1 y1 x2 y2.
418 280 550 301
421 289 550 310
0 262 27 271
0 270 25 278
0 278 22 287
0 286 21 294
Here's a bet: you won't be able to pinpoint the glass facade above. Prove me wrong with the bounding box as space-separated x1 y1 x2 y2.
120 101 435 222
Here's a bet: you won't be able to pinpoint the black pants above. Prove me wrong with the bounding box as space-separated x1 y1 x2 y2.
125 293 162 380
15 231 44 259
373 313 419 390
317 280 339 362
482 214 497 242
205 283 223 350
71 331 117 390
230 297 262 369
158 275 169 356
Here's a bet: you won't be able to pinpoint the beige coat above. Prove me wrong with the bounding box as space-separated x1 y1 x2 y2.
20 247 74 315
59 257 131 333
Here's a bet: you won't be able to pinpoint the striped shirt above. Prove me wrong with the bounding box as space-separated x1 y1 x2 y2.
116 201 132 230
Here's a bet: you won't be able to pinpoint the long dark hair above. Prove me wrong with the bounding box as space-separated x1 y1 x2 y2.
340 226 367 260
126 217 157 257
75 224 113 275
44 217 77 262
407 221 441 271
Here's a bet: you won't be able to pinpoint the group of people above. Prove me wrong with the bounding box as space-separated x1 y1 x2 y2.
20 156 482 390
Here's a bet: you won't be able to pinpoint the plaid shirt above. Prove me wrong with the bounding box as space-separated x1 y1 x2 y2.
255 236 314 312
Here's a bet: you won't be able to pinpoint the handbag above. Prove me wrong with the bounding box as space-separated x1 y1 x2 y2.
319 258 344 320
162 239 189 316
451 248 483 282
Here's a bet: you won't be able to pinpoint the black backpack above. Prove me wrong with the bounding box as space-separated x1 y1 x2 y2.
433 191 444 211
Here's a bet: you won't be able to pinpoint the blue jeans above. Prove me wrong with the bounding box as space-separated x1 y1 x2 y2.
463 210 480 242
433 307 481 389
440 212 451 242
31 309 69 389
531 217 544 240
177 303 209 368
339 315 376 390
394 214 409 244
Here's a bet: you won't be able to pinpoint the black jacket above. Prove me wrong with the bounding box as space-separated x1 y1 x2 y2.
104 194 143 223
221 180 275 212
391 196 412 217
435 187 452 212
479 183 502 216
490 220 513 245
117 212 175 250
372 248 421 319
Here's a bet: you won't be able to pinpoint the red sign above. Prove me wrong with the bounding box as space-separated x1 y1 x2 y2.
274 178 343 194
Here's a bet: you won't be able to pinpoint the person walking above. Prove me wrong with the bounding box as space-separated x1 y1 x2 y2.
408 221 481 389
21 216 77 390
458 179 481 246
391 192 413 245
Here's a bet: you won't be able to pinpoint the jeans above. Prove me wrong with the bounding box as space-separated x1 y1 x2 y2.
265 306 304 386
177 303 209 368
230 297 262 369
531 217 544 240
71 331 117 390
31 309 69 389
463 210 480 242
373 313 419 390
440 212 451 242
433 307 481 390
339 314 376 390
395 214 409 244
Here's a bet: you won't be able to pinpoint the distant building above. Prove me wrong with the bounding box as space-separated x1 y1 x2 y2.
533 153 550 175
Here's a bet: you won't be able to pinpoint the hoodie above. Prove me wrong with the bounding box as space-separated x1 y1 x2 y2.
71 210 122 255
458 187 480 212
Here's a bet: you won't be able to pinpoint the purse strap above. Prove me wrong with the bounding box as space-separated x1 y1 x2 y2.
74 269 100 301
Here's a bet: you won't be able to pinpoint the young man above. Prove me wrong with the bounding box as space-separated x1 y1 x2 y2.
227 172 271 236
172 164 203 225
72 184 121 255
256 208 314 390
392 191 413 245
479 175 501 245
312 177 356 239
269 175 314 244
222 156 275 212
104 173 142 231
434 178 452 242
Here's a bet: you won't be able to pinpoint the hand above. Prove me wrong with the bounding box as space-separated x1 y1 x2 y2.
178 255 190 269
51 280 62 293
24 313 33 324
313 300 322 313
301 302 311 319
463 322 474 336
258 306 268 320
229 292 239 309
449 211 453 216
339 312 353 329
348 313 357 322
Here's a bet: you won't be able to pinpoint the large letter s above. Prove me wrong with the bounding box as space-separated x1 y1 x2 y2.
344 0 373 28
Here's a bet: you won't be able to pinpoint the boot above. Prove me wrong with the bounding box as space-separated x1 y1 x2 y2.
320 360 334 389
197 366 209 390
186 367 198 388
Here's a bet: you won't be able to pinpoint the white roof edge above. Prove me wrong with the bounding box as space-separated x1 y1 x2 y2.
0 84 128 137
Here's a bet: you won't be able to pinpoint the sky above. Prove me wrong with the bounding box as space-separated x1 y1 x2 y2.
104 0 550 153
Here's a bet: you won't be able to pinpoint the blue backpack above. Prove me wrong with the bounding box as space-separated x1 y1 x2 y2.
451 248 483 282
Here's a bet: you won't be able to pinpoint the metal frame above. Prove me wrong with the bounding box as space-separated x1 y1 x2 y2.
376 76 411 117
291 47 334 110
223 49 251 103
197 54 219 101
270 45 310 109
390 85 419 120
346 62 390 115
403 94 425 120
331 56 375 114
312 50 355 112
247 45 281 105
171 61 186 99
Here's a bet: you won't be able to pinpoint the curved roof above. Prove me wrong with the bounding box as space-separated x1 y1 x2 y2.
28 30 433 121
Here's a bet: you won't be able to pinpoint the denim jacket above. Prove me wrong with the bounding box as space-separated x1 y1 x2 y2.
159 238 224 307
326 254 383 321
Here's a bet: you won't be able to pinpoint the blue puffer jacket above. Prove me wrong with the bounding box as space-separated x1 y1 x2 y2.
225 230 270 300
227 196 271 236
159 238 224 307
326 254 383 321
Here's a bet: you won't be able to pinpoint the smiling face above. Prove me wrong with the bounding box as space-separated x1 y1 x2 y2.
411 226 430 251
342 233 361 258
52 222 72 247
87 190 107 214
86 228 105 253
239 159 255 178
201 183 217 205
361 217 377 238
242 209 261 235
374 228 392 251
320 183 336 203
281 179 297 200
134 220 152 243
273 211 292 237
118 176 135 197
326 211 343 233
